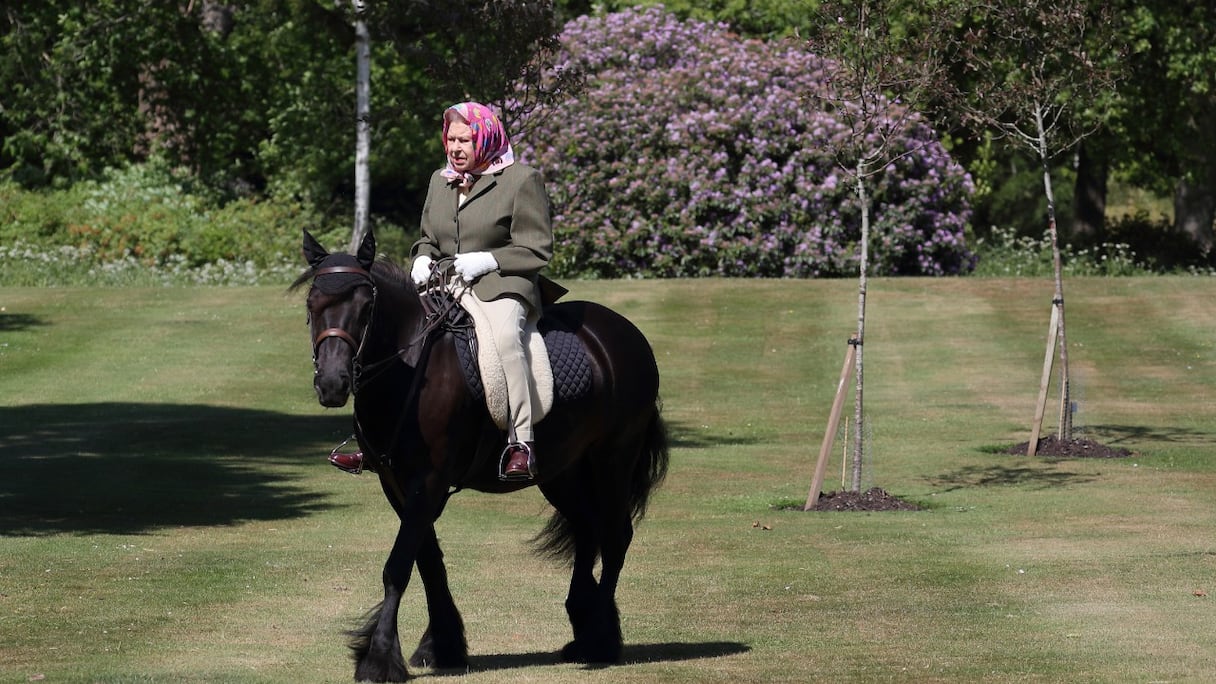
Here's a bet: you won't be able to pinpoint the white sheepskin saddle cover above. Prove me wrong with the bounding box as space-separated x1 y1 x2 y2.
459 296 555 431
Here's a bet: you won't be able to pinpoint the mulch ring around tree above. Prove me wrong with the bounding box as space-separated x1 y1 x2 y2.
806 487 924 512
1003 435 1133 459
793 437 1132 513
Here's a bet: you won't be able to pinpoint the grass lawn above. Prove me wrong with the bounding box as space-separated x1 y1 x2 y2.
1 276 1214 683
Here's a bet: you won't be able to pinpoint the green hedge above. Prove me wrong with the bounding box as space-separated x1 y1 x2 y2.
0 160 416 286
0 162 359 268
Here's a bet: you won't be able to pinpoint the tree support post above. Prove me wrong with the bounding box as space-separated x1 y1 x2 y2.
1027 298 1062 456
805 335 859 510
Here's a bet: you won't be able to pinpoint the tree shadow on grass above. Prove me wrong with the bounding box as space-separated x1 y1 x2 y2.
0 311 48 332
1084 423 1216 448
0 402 352 537
925 462 1098 493
426 641 750 677
665 419 760 450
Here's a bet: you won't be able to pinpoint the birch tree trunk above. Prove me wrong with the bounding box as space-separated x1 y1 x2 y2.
348 1 372 253
851 160 869 493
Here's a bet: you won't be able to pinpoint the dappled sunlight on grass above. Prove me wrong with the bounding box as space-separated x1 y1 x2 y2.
2 280 1216 682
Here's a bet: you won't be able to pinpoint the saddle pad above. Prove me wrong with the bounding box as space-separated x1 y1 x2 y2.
454 311 593 429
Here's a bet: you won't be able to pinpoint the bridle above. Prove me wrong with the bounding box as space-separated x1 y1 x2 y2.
309 260 472 395
310 264 379 388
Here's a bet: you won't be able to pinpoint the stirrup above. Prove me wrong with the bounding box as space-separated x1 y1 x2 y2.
498 442 535 481
329 436 363 475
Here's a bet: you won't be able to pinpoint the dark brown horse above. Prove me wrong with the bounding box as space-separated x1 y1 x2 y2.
295 230 668 682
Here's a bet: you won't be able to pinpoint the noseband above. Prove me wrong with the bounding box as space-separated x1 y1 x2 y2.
311 265 378 375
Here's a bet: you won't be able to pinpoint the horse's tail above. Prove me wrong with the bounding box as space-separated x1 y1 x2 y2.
532 400 669 564
627 401 670 523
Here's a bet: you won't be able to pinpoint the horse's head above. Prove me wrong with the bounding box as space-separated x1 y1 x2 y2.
299 230 377 408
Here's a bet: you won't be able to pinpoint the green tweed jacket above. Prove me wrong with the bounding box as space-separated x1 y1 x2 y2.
410 163 554 314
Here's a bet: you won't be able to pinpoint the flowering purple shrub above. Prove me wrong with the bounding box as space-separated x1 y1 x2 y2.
516 6 975 278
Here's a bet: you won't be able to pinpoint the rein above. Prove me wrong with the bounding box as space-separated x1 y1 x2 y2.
414 264 473 345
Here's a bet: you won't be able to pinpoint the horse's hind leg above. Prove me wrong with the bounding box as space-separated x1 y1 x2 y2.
565 505 631 664
408 524 468 669
563 526 610 662
558 519 630 664
541 465 630 664
588 512 632 659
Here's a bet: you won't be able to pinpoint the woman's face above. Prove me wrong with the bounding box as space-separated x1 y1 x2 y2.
445 119 475 173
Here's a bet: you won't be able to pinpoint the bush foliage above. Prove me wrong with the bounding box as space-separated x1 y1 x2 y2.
0 160 360 284
10 6 1205 286
0 163 1191 286
518 6 975 278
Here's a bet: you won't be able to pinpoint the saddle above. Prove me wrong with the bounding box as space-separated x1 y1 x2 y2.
422 286 593 430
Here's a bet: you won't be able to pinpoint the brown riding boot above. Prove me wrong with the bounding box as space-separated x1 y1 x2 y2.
329 451 365 474
500 442 535 481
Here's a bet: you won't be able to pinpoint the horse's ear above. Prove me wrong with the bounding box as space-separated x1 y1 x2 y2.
356 230 376 270
302 230 328 267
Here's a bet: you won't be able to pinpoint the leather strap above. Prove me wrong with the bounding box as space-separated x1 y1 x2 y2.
311 265 375 352
315 327 360 350
314 265 373 280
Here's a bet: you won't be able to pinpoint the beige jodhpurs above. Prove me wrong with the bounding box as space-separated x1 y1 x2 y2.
462 289 540 443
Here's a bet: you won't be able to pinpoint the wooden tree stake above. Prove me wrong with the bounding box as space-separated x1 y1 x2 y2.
805 335 858 510
1027 302 1061 456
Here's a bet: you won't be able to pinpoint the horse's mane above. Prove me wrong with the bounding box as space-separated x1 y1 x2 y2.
370 257 408 285
289 256 409 293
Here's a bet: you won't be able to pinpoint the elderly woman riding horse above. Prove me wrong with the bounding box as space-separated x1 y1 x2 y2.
297 226 668 682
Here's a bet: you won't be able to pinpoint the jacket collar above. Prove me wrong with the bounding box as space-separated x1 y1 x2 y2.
452 170 501 211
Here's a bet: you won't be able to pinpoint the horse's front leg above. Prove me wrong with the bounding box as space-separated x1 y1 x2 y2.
350 472 439 683
408 522 468 669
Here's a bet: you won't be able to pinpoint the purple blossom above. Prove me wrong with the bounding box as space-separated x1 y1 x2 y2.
517 6 974 278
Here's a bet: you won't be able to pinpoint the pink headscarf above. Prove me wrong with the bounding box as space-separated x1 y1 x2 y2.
439 101 515 186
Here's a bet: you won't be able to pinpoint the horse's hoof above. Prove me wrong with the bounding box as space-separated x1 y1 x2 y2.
560 639 621 664
560 640 581 663
353 660 409 683
409 650 468 670
407 651 430 669
409 629 469 669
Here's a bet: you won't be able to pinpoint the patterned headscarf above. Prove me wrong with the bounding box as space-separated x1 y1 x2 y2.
439 101 515 186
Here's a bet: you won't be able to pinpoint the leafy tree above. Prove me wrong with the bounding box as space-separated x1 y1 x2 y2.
1 1 568 226
803 0 959 493
1 2 203 184
0 1 343 197
1109 0 1216 250
938 0 1124 448
353 0 576 146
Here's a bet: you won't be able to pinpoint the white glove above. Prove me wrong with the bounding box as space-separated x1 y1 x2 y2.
453 252 498 281
410 255 433 287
